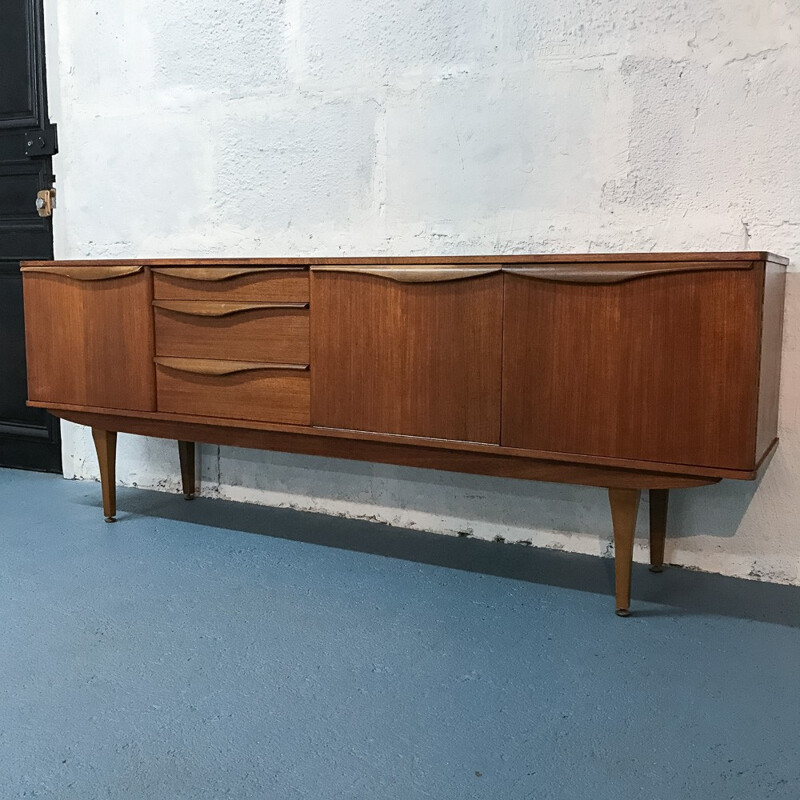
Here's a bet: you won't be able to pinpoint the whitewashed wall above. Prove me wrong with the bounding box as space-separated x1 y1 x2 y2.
43 1 800 584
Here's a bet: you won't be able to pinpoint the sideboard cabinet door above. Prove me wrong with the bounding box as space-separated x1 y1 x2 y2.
502 263 764 471
22 266 156 411
311 269 503 443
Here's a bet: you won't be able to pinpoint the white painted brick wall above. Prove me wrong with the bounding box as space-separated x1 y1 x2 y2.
216 99 377 227
43 0 800 584
297 0 498 84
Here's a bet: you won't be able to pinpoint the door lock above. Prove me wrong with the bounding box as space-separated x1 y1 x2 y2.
35 188 56 217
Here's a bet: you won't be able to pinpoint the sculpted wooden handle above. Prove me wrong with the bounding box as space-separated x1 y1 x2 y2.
504 262 752 284
20 265 143 280
155 357 309 376
153 300 309 317
312 265 501 283
152 267 305 281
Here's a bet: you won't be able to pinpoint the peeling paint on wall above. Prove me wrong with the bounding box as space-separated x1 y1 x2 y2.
45 0 800 585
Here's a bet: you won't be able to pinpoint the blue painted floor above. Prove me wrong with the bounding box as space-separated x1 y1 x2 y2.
1 468 799 799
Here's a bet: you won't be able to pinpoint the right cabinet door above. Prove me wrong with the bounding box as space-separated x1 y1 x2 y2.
501 263 763 470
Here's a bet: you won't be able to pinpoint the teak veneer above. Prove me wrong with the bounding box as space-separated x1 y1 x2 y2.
21 252 788 615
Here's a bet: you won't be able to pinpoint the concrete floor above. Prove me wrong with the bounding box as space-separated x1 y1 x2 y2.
1 468 799 799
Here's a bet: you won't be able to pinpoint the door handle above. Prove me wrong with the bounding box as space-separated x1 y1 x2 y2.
20 265 143 280
311 265 501 283
154 357 309 376
35 189 56 218
503 262 752 284
152 300 309 317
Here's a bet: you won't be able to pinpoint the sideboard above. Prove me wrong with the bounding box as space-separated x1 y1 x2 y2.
21 252 787 615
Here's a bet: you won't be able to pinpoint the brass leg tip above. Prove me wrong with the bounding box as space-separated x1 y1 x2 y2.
104 516 117 523
649 565 664 573
615 608 632 617
183 493 194 501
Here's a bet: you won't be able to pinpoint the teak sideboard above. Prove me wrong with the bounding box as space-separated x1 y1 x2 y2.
21 252 787 615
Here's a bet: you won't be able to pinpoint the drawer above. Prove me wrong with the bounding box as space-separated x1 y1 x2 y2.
154 300 309 363
155 357 310 425
152 266 309 302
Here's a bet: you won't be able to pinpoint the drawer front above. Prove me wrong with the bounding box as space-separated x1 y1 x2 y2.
156 358 310 424
153 267 309 302
154 301 309 363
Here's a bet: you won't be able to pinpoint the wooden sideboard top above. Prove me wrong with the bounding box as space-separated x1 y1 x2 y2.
20 251 789 267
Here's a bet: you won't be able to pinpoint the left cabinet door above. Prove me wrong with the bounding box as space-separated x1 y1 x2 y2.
22 265 156 410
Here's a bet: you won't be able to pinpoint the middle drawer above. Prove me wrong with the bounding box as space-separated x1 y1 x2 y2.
154 300 309 363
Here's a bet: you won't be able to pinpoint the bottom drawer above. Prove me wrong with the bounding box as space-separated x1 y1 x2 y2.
155 357 310 425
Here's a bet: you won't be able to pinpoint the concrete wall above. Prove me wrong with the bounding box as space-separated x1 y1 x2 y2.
43 1 800 584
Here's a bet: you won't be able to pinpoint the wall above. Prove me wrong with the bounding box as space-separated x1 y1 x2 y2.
43 1 800 584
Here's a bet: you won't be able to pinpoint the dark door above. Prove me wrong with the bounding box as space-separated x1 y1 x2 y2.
0 0 60 471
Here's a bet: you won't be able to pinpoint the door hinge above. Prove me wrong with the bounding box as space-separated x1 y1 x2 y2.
24 124 58 157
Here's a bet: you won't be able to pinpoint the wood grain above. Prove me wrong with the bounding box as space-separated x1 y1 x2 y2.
91 428 117 522
153 268 309 302
609 488 641 615
154 306 309 363
501 268 762 470
311 271 503 443
156 363 310 425
54 408 719 490
23 270 156 410
30 399 763 482
755 260 786 462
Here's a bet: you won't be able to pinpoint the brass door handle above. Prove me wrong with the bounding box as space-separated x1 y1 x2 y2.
35 188 56 218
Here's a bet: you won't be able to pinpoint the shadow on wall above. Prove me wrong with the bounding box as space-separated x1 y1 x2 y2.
74 484 800 629
667 476 761 540
205 440 760 543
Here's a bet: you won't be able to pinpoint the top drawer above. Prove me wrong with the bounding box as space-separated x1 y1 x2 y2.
152 266 309 302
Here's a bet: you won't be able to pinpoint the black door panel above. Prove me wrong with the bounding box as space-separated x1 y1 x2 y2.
0 0 38 124
0 0 60 471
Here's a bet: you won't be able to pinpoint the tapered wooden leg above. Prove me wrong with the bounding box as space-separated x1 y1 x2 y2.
178 441 195 500
91 428 117 523
608 488 641 617
649 489 669 573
